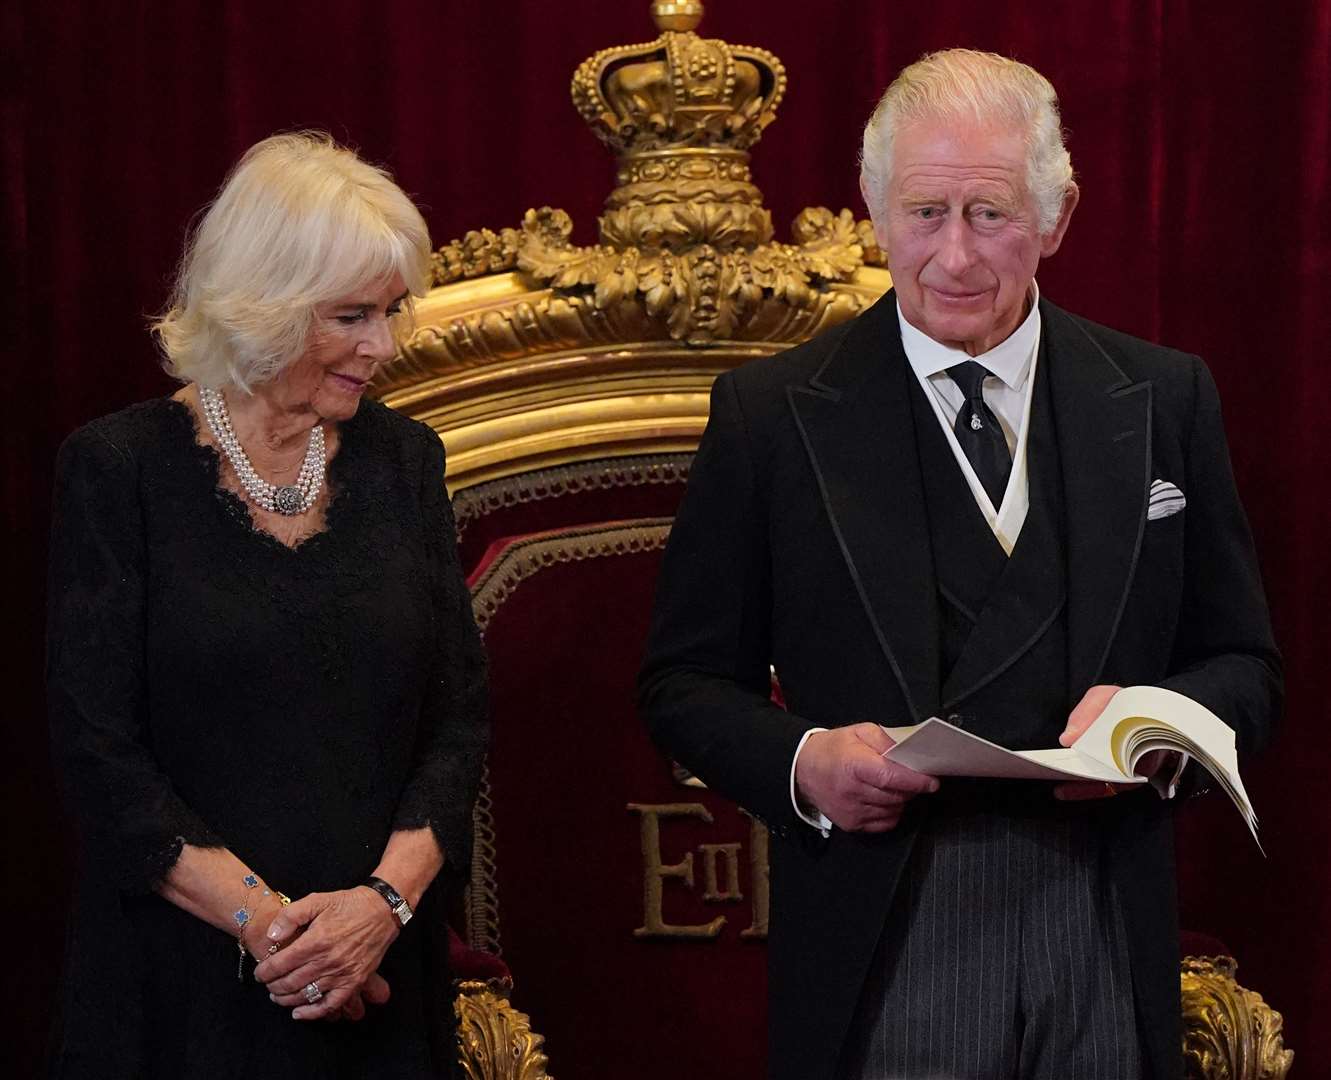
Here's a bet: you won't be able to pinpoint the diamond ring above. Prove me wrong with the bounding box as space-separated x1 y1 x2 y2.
303 981 323 1004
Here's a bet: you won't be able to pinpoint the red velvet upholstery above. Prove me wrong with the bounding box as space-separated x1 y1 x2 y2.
1179 930 1231 960
467 519 767 1078
449 925 512 983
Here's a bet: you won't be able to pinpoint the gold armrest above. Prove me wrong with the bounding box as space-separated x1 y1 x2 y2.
455 977 554 1080
1182 955 1293 1080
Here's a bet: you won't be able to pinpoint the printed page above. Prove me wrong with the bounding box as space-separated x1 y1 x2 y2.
883 719 1135 782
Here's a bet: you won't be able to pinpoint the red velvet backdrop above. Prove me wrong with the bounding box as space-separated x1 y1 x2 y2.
7 0 1329 1072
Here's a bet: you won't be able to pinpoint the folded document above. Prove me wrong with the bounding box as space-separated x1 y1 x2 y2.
881 686 1259 847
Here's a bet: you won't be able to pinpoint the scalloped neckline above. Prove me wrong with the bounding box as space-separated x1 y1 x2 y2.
162 396 354 554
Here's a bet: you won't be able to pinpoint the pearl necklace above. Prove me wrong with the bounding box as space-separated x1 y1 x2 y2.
199 386 326 516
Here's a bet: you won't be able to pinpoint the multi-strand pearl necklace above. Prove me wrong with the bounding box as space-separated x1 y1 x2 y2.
199 386 326 516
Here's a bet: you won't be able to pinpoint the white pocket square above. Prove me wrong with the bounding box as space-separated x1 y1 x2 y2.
1148 479 1186 520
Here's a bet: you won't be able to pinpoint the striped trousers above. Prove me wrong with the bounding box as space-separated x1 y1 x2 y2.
836 807 1141 1080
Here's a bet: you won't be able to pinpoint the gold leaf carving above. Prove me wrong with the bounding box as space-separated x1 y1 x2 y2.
455 981 553 1080
791 207 869 280
433 227 522 285
1181 956 1293 1080
461 206 878 347
514 208 617 290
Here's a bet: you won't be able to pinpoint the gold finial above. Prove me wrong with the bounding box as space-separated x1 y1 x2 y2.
651 1 704 33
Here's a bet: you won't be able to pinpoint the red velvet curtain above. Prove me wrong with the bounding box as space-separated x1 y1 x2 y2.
8 0 1329 1072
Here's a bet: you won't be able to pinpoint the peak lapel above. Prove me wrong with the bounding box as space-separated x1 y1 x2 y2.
1043 301 1153 696
786 292 941 722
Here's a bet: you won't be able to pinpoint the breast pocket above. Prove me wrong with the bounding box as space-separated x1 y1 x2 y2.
1116 508 1186 670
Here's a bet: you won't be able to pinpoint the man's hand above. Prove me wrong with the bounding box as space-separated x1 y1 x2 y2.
1054 684 1170 800
794 723 939 833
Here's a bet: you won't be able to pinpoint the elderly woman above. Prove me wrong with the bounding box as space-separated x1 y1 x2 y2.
46 132 487 1077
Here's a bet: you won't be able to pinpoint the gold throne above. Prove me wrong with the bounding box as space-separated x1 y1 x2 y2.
373 4 1293 1077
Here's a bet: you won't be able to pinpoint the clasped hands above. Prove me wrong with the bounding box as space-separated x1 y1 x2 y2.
794 684 1174 833
249 886 400 1022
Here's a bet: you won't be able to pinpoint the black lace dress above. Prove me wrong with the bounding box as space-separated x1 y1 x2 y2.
46 398 488 1079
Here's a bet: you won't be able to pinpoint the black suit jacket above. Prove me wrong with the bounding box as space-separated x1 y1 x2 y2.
638 290 1281 1080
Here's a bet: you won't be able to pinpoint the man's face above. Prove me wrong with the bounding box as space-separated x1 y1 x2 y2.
867 118 1077 356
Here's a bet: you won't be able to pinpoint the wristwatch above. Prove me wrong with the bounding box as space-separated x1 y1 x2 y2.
364 876 414 927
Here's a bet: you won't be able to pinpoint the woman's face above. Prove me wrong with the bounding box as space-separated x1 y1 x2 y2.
275 272 408 423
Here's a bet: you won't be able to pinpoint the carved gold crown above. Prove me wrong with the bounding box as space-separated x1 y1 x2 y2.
571 1 785 251
573 1 785 155
421 1 885 351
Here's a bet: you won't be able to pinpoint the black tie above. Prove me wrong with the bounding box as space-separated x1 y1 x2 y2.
946 360 1012 508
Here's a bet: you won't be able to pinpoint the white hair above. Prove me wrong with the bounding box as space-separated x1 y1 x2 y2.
153 131 432 392
860 49 1074 235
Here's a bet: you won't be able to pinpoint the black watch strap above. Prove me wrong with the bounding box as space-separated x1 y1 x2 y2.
364 876 414 927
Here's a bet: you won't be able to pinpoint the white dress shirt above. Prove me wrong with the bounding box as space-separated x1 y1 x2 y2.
898 284 1041 556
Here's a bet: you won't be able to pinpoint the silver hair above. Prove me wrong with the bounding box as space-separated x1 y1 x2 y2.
860 49 1074 235
152 132 432 392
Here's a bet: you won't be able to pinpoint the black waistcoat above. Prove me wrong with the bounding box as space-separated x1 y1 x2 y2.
906 345 1071 752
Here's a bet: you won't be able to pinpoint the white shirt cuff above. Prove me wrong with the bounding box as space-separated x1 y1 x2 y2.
790 727 832 835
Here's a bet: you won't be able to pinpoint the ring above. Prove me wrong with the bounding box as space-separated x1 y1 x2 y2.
303 981 323 1004
266 942 281 955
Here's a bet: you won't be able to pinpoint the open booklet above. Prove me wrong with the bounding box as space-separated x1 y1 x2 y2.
881 685 1259 847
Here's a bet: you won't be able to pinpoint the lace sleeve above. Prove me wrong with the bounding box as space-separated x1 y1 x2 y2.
46 422 220 893
391 430 490 879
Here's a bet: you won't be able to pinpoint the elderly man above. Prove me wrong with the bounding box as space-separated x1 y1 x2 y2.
639 49 1279 1080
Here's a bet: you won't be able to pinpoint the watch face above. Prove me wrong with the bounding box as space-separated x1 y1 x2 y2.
394 902 413 926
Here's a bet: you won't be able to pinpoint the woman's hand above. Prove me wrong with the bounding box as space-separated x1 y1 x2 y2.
333 971 392 1022
242 889 293 963
253 888 399 1020
247 893 387 1022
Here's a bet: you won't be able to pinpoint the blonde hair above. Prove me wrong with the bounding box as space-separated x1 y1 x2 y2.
152 131 432 391
860 49 1074 234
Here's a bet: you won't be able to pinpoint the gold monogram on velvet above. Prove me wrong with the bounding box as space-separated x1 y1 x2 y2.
905 340 1070 752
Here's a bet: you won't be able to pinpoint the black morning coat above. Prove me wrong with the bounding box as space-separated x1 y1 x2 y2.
638 289 1281 1080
